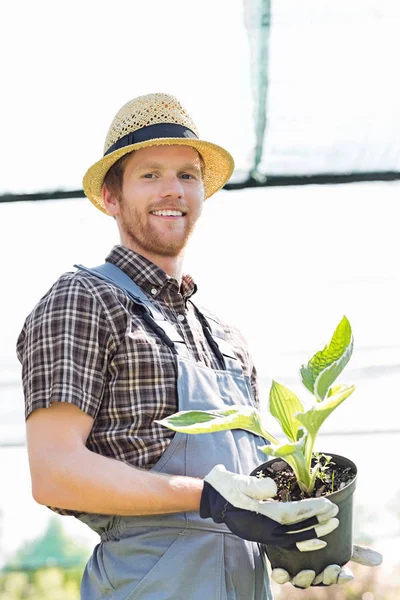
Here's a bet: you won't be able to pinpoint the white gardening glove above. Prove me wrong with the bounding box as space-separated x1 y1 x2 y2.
271 545 383 588
203 465 339 551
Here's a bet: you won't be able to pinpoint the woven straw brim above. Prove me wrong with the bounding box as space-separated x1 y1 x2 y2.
83 138 235 215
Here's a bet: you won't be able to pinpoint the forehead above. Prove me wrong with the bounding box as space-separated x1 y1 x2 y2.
128 144 202 167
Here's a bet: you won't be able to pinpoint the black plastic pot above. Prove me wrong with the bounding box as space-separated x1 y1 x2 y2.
250 453 357 579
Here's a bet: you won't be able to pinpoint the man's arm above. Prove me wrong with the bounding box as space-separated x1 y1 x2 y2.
27 402 346 558
27 402 203 515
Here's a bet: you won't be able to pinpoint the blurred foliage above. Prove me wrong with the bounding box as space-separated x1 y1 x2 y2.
0 562 399 599
0 514 398 599
0 568 82 599
0 517 89 599
3 518 89 572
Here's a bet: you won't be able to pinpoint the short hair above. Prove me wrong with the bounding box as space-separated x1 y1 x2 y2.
103 152 133 198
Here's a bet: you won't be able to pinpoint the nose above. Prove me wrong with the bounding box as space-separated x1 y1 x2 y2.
160 174 184 199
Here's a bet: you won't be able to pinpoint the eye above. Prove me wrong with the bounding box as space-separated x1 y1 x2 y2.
180 173 195 180
142 173 156 179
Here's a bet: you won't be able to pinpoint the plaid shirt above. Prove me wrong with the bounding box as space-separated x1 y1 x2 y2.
17 245 259 515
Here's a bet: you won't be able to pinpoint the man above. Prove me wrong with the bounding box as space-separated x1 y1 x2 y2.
17 93 381 599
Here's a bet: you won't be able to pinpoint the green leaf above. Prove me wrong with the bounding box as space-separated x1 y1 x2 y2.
300 316 354 401
260 439 305 458
269 380 304 442
155 405 279 445
296 384 356 438
327 383 352 398
259 439 312 492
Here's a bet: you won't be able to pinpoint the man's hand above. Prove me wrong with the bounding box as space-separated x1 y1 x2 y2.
271 544 383 588
200 465 339 550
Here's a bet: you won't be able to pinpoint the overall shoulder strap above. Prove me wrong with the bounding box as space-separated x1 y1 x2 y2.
74 263 188 354
188 301 239 363
90 263 155 306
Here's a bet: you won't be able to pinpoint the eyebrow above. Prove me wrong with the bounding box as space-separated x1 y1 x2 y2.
132 162 202 174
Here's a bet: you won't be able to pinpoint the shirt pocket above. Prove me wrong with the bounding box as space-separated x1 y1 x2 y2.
126 317 178 349
107 319 177 419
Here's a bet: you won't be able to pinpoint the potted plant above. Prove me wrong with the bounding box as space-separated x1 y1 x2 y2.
156 316 357 581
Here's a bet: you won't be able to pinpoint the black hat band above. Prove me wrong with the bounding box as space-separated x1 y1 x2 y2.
104 123 198 156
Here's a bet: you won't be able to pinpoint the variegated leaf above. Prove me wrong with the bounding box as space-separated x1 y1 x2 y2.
156 405 279 444
300 316 353 401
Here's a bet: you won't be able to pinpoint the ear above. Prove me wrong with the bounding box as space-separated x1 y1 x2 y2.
102 183 120 217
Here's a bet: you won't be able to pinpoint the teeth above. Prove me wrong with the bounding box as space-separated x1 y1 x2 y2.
151 210 183 216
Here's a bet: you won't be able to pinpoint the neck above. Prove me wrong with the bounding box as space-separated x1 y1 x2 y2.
120 238 185 283
145 253 185 282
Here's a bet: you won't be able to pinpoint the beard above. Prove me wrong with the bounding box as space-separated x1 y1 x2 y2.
117 200 198 258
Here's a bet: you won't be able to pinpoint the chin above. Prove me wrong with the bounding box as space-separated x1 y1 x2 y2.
152 245 185 258
148 236 189 257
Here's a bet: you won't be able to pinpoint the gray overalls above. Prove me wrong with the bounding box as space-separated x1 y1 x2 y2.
75 263 272 600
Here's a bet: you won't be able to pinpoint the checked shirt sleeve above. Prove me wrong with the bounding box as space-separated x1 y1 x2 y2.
17 275 115 420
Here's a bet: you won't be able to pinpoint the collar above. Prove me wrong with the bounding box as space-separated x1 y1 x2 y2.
106 245 197 301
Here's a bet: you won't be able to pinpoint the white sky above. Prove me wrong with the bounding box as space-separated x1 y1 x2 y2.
0 0 253 193
3 0 400 194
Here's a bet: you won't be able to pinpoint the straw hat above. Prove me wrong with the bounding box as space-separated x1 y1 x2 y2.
83 93 235 214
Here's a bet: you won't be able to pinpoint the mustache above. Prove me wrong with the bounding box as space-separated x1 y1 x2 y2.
149 202 188 213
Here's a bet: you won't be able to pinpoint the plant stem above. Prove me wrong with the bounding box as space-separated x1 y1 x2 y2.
304 434 316 474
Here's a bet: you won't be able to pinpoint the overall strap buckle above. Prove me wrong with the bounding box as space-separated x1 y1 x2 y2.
74 263 188 356
189 301 243 373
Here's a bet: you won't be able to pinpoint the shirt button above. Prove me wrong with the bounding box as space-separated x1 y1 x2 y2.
150 288 158 296
177 314 185 322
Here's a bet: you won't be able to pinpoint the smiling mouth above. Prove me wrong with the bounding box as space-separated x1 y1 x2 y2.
150 209 186 217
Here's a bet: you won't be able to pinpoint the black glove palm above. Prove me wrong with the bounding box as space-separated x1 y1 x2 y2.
200 481 322 549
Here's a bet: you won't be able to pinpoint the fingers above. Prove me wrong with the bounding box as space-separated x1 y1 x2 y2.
205 465 340 529
279 515 319 532
316 503 339 523
351 544 383 567
312 571 324 585
313 564 354 586
314 517 339 537
204 465 277 511
294 517 339 551
273 516 339 551
271 568 290 584
241 474 277 500
281 513 338 533
296 538 327 552
292 517 340 539
272 565 355 589
272 568 318 588
292 570 316 588
257 496 338 525
338 566 355 584
321 564 342 585
207 464 278 499
271 567 317 588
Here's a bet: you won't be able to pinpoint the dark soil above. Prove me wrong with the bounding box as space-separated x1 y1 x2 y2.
255 455 356 501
